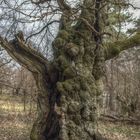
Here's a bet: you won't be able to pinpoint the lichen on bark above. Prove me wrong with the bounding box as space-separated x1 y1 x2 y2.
49 1 105 139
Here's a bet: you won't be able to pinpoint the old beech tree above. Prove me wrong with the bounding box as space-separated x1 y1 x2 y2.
0 0 140 140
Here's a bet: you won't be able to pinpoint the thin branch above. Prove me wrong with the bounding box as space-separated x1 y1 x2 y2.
31 0 51 5
0 59 12 67
26 20 59 42
57 0 71 11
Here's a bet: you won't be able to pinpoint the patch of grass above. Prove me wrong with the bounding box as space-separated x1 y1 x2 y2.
0 95 37 140
98 121 140 140
0 94 140 140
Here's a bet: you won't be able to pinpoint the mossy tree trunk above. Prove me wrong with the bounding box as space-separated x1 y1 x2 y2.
0 0 140 140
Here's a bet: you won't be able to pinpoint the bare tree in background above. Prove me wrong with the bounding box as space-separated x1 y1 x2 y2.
103 47 140 119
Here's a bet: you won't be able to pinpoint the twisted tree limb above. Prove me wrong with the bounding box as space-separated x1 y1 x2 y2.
0 35 49 73
105 32 140 60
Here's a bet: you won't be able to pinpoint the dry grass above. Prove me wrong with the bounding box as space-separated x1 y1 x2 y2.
98 121 140 140
0 95 140 140
0 117 31 140
0 95 36 140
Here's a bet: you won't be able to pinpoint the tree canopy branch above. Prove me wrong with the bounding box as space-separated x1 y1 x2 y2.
105 32 140 60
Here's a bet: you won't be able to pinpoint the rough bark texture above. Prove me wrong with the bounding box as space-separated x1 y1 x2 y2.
51 30 103 140
42 0 105 139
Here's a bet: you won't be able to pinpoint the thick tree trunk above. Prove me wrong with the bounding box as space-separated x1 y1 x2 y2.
30 6 105 139
30 44 104 140
30 0 105 139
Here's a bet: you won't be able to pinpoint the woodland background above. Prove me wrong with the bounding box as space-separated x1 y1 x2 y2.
0 0 140 140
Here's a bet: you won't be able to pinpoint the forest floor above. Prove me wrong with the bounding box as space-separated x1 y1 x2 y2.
0 95 36 140
0 95 140 140
99 121 140 140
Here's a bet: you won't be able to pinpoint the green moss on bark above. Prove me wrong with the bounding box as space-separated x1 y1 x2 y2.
105 32 140 59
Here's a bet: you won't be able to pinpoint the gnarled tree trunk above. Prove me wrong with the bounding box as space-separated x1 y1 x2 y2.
30 1 105 139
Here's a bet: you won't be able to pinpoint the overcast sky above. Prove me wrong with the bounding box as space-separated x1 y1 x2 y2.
121 0 140 31
131 0 140 18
